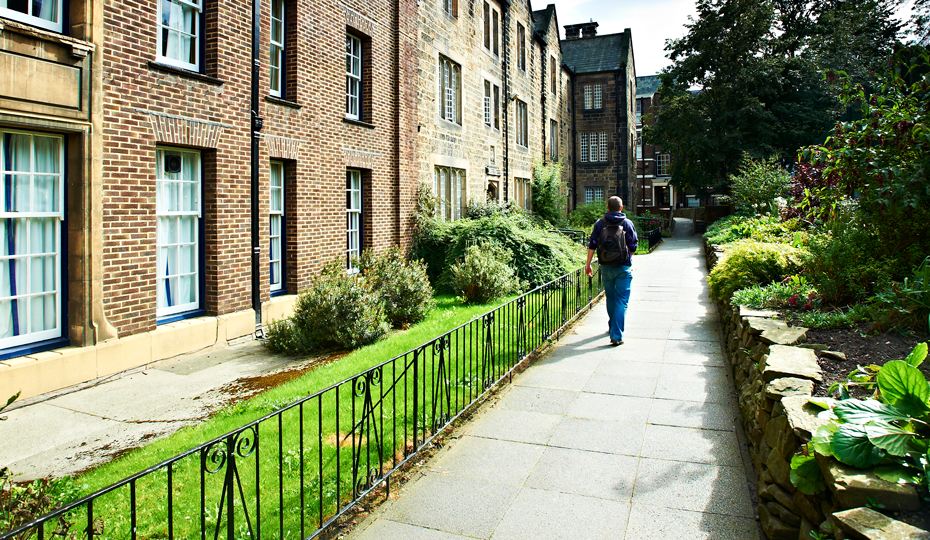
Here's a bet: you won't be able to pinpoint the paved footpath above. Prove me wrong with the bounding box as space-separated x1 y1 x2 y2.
347 223 762 540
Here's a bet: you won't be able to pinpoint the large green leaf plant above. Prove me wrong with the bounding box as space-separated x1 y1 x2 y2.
791 343 930 495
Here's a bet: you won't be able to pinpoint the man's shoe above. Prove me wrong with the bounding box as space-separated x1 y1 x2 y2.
610 339 622 346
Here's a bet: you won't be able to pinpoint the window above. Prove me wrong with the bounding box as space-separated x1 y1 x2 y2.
550 120 558 160
1 0 63 32
580 132 608 162
483 2 499 56
346 33 362 120
434 167 464 221
492 9 499 56
515 100 527 147
439 56 462 124
269 161 284 292
514 178 530 209
657 154 670 176
490 146 495 165
484 81 499 128
158 0 203 71
636 100 643 125
269 0 285 97
0 130 64 350
635 135 642 160
156 148 201 318
346 170 362 272
442 0 457 17
550 57 556 94
517 23 526 71
585 187 604 205
686 195 699 208
583 84 602 110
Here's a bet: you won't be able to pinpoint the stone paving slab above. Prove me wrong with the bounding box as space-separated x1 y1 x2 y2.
347 232 760 540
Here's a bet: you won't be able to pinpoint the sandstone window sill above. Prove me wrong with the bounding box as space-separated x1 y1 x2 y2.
265 96 302 109
147 62 225 86
343 117 375 129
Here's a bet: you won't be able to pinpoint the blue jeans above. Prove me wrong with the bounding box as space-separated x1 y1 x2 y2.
601 265 632 341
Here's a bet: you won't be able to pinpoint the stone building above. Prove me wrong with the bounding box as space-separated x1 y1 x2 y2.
416 0 571 215
561 22 637 211
0 0 418 400
635 74 677 210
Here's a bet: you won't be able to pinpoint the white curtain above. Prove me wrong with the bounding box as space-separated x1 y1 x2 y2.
35 0 57 22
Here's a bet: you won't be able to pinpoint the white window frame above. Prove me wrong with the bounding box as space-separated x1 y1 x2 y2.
346 33 362 120
636 99 643 125
550 120 558 160
442 0 457 17
157 0 203 71
347 169 362 273
156 147 201 318
585 187 604 205
598 132 608 162
434 166 464 221
0 0 63 32
517 22 526 72
439 55 461 125
516 100 527 147
580 132 589 162
269 161 284 292
550 57 557 94
270 0 285 98
0 129 65 349
657 153 670 176
484 81 492 126
584 84 602 110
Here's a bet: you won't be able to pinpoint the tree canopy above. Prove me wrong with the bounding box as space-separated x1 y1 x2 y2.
644 0 905 193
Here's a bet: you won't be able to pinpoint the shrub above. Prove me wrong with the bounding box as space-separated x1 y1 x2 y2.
869 256 930 334
264 261 389 354
721 155 791 215
412 211 583 292
449 243 523 304
704 214 802 246
784 304 871 330
567 200 605 229
731 276 817 310
531 159 565 226
358 247 435 328
805 214 893 303
465 198 522 220
708 240 808 300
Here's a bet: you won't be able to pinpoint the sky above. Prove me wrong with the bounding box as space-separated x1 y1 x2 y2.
549 0 920 78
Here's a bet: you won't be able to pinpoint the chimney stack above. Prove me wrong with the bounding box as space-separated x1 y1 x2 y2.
563 21 598 40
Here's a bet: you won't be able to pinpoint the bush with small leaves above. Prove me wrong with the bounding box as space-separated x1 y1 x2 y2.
449 243 523 304
358 246 435 328
708 240 808 301
264 261 389 354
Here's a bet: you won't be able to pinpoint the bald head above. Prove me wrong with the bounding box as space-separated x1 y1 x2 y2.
607 196 623 212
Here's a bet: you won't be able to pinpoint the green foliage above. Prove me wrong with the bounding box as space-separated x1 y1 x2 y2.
805 215 891 303
264 261 389 354
785 304 871 330
790 450 827 495
530 159 565 226
0 468 80 535
792 343 930 493
703 214 802 246
805 46 930 269
358 247 435 328
449 243 524 304
707 240 808 300
567 200 606 229
411 211 583 292
731 276 816 310
0 391 19 420
465 197 523 220
722 155 791 215
869 257 930 334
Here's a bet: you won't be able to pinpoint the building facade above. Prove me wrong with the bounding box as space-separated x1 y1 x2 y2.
561 23 636 211
635 74 677 210
1 0 418 400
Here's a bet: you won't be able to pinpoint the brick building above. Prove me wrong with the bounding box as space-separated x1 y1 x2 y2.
635 74 678 210
561 22 637 211
416 0 571 215
0 0 418 400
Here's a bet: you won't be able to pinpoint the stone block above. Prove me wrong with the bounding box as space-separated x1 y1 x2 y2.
746 317 788 335
776 425 799 460
759 503 801 540
818 456 922 512
798 343 830 351
820 350 847 362
765 415 788 449
763 346 822 383
793 491 825 524
151 317 219 361
765 377 815 401
740 306 780 319
263 294 298 324
799 517 817 540
218 309 255 342
832 507 930 540
1 347 95 400
94 339 124 378
761 327 809 346
767 448 795 493
782 395 833 440
762 469 775 484
767 483 798 514
766 501 801 527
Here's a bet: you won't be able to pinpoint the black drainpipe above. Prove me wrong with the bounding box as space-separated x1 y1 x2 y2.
502 1 510 200
540 43 547 164
251 0 263 328
570 70 577 210
614 69 624 200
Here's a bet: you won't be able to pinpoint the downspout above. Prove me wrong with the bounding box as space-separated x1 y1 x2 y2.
502 1 510 200
540 43 547 164
570 70 577 210
251 0 263 329
614 69 624 200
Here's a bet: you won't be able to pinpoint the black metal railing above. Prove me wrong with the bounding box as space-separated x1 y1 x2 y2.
647 228 662 250
1 264 604 540
550 228 587 245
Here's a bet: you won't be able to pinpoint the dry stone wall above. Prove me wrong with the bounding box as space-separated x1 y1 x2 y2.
706 240 928 540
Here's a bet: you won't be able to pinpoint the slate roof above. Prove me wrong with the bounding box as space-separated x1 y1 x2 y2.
636 75 661 98
531 6 555 44
560 33 628 74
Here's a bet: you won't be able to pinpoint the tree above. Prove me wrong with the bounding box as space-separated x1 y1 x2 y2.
646 0 906 194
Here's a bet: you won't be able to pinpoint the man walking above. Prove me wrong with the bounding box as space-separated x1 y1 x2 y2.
584 196 637 345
